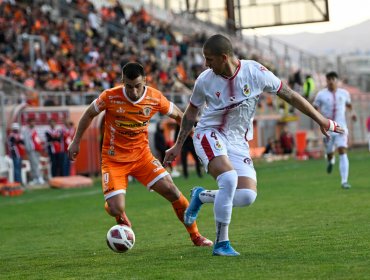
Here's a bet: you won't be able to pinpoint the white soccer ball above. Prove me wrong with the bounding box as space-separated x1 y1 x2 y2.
106 225 135 253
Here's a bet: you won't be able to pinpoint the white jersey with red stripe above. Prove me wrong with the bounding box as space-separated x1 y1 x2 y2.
313 88 351 129
190 60 282 143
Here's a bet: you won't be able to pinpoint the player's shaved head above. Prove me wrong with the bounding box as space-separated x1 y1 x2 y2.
122 62 145 80
203 34 233 56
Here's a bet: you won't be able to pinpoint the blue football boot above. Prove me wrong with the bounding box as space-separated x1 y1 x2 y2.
184 187 204 226
212 241 240 256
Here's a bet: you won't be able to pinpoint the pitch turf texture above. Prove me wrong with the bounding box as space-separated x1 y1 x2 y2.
1 149 369 280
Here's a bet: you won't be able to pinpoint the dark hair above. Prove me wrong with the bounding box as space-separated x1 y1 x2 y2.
121 62 145 80
203 34 233 56
326 71 338 79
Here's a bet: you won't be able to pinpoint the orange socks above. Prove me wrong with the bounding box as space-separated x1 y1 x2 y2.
172 193 200 239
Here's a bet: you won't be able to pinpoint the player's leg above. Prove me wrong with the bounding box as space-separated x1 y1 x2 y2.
190 129 239 255
336 132 350 189
207 155 240 256
102 159 132 227
133 155 212 247
196 144 258 207
324 134 335 174
105 194 132 227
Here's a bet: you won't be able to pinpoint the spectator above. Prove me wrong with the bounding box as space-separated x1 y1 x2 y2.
45 119 63 177
62 119 76 176
175 124 202 179
279 126 295 155
7 122 25 184
23 118 45 185
303 74 315 100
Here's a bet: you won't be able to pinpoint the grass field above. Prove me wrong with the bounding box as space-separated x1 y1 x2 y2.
1 149 369 280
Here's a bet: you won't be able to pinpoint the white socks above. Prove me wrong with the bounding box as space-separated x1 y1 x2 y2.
214 170 238 224
199 189 257 207
339 154 349 184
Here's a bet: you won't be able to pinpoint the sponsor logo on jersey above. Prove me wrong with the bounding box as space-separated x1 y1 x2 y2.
111 100 126 105
116 107 125 113
214 141 222 150
108 95 120 99
243 84 250 96
115 120 148 128
143 107 152 116
127 110 143 115
145 96 160 102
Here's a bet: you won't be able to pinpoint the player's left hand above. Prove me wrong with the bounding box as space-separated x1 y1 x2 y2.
320 119 344 137
163 144 182 167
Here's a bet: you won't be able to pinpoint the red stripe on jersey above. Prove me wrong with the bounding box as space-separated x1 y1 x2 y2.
201 135 215 161
277 81 283 93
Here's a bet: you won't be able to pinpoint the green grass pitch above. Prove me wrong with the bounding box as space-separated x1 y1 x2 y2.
1 149 369 279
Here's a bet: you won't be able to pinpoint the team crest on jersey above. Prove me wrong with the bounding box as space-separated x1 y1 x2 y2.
215 92 221 98
243 84 250 96
214 141 222 150
152 159 163 172
143 107 152 116
243 157 253 165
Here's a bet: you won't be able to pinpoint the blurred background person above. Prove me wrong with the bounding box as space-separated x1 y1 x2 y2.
7 123 26 184
23 118 45 185
367 115 370 152
45 119 63 177
280 126 295 155
303 74 315 100
175 124 202 179
62 119 76 176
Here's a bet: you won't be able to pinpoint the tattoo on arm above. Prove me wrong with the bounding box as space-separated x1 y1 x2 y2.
176 114 195 146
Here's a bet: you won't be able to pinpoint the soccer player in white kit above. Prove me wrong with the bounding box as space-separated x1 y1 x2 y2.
313 71 356 189
164 34 343 256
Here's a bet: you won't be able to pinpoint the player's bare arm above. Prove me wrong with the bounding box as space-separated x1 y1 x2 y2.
168 104 184 126
68 103 100 161
163 104 200 166
277 83 344 136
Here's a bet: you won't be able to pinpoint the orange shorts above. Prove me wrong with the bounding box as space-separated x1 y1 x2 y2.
101 152 168 200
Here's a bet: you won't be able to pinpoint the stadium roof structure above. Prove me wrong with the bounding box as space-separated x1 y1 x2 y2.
152 0 329 32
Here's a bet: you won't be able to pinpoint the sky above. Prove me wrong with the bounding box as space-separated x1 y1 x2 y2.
250 0 370 35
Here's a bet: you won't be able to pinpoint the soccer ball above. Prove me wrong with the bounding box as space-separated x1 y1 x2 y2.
106 225 135 253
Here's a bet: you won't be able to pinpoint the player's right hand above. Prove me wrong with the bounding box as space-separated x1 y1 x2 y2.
67 141 80 161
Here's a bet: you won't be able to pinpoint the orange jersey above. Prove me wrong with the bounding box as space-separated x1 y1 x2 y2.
94 85 173 162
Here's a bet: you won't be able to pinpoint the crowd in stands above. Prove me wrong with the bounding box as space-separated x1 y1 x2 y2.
0 0 215 104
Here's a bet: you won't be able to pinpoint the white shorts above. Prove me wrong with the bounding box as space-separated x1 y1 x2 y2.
193 128 257 181
323 130 348 153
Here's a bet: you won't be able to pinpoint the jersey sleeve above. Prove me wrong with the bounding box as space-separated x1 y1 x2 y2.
251 62 282 94
189 77 206 108
93 90 108 113
158 92 173 115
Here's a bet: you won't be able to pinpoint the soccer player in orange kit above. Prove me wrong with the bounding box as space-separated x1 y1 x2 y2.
68 62 212 247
